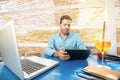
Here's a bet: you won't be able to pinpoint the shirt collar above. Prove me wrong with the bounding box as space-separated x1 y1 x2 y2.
58 32 70 40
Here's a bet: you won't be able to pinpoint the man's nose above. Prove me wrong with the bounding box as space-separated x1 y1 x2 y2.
65 25 69 29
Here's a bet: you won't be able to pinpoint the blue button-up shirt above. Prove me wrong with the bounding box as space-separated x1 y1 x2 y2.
44 32 86 56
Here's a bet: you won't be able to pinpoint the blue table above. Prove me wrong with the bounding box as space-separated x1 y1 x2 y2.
0 54 120 80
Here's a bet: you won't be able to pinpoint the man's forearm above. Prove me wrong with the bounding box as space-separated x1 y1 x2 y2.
53 52 59 57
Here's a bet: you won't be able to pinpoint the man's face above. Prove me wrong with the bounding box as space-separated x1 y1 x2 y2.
60 19 72 35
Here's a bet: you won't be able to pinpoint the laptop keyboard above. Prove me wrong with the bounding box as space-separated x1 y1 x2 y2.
21 59 46 74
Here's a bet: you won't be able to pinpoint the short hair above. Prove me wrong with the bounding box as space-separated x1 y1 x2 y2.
60 15 72 23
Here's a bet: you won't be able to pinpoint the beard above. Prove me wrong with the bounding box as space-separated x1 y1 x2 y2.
62 30 69 35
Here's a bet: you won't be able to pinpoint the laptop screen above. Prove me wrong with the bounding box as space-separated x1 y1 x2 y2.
0 20 24 80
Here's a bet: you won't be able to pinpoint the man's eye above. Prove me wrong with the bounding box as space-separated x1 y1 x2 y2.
68 24 71 27
64 24 67 26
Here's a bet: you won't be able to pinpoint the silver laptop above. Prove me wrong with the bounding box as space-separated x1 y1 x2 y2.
0 20 59 80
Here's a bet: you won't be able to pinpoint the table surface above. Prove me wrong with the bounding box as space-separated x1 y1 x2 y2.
0 54 120 80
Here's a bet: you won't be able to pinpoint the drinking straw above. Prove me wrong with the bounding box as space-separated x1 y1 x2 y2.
102 21 105 52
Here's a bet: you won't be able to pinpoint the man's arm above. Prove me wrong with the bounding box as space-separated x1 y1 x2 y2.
76 34 87 49
54 47 70 60
44 35 56 56
45 42 70 60
53 52 59 57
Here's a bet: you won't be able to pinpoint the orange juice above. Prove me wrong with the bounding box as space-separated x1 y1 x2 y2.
94 40 111 52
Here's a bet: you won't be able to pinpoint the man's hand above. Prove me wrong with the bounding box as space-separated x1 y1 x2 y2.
58 47 70 60
53 47 70 60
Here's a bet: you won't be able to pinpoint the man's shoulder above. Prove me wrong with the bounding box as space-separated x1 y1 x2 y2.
52 33 59 36
51 33 59 38
69 32 79 36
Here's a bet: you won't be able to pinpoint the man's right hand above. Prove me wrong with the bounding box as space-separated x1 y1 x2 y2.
54 47 70 60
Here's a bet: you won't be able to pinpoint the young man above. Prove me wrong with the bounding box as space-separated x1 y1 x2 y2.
44 15 86 60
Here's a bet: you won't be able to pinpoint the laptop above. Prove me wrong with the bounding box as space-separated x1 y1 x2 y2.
0 20 59 80
65 49 90 60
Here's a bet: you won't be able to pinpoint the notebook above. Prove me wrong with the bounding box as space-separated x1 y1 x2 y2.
0 20 59 80
65 49 90 60
83 65 120 80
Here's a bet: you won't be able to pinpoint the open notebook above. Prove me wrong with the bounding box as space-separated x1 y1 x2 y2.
0 20 59 80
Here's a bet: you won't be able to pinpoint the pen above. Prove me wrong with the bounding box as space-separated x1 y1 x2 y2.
75 72 102 80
